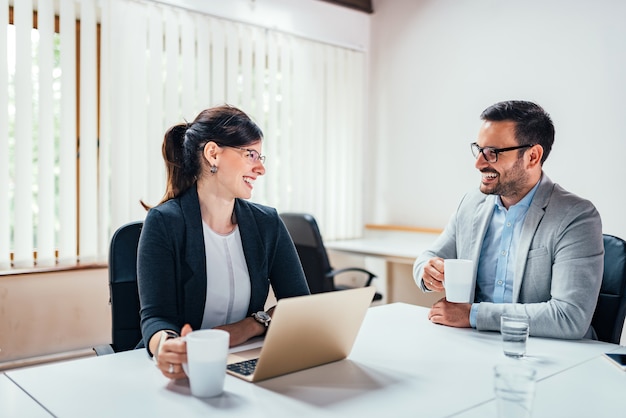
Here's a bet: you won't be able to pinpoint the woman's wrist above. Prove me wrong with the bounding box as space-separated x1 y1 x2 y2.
153 330 179 362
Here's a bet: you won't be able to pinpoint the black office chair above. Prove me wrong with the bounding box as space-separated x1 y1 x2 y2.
280 212 382 301
591 234 626 344
94 221 144 355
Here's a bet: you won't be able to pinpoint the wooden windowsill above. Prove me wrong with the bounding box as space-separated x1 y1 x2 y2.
364 224 443 234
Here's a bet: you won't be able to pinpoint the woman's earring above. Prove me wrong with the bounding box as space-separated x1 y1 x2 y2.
210 165 218 174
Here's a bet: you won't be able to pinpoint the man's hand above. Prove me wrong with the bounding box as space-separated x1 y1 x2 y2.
428 298 471 328
422 257 445 292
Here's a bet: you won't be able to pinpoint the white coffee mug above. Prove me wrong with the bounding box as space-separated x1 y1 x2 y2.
183 329 230 398
443 259 475 303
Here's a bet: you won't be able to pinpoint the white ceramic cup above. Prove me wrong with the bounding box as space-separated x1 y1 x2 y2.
443 259 475 303
493 364 537 418
182 329 230 398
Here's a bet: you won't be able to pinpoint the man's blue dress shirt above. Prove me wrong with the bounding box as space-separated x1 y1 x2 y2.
469 179 541 327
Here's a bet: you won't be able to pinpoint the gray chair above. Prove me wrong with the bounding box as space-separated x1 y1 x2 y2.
94 221 144 355
591 234 626 344
280 212 382 301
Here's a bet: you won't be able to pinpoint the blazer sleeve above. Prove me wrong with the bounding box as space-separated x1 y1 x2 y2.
268 215 311 299
137 207 184 353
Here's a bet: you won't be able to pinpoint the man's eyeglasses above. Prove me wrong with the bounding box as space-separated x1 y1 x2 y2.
470 142 534 163
220 145 266 164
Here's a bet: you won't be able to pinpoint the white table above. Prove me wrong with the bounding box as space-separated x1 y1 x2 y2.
455 349 626 417
325 230 441 306
0 373 51 417
6 304 623 418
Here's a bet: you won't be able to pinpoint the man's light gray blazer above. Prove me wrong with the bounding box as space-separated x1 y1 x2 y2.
413 174 604 339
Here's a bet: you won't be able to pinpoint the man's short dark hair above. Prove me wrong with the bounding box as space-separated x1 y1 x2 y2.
480 100 554 164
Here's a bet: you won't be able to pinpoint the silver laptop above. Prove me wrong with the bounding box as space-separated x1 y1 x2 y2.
226 286 376 382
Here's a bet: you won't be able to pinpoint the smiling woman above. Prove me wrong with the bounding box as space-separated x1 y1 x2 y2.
137 105 311 379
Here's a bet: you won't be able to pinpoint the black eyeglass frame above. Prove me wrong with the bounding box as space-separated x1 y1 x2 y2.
215 143 266 164
470 142 534 163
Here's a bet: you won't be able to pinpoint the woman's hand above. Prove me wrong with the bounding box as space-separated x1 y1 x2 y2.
214 317 266 347
153 324 192 379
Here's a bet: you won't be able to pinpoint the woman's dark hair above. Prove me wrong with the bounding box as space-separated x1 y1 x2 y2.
480 100 554 164
154 104 263 206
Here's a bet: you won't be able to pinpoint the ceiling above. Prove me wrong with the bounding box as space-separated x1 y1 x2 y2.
319 0 373 14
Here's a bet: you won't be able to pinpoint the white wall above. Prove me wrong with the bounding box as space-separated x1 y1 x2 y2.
369 0 626 239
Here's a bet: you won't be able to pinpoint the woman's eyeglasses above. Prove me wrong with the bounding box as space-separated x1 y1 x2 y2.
214 144 266 164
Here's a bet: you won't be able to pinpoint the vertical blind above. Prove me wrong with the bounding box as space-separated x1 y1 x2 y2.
0 0 9 270
3 0 97 268
2 0 366 270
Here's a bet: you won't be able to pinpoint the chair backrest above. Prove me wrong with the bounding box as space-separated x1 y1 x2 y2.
108 221 143 352
591 234 626 344
279 213 335 293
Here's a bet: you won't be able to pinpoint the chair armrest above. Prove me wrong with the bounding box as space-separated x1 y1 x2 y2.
93 344 115 356
326 267 377 286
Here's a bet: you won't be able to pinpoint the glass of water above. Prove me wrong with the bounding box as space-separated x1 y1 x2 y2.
494 363 537 418
501 314 530 358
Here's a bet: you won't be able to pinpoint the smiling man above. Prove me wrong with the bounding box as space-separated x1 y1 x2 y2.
412 100 604 339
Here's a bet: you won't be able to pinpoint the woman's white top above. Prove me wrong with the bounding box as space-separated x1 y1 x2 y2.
200 222 251 329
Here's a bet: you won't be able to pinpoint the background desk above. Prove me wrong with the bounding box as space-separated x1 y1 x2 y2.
326 230 440 306
6 304 623 418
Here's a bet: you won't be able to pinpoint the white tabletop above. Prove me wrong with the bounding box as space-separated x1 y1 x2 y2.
455 349 626 418
0 373 51 417
6 303 622 418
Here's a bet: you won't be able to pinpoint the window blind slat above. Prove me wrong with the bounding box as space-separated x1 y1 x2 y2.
349 51 366 237
147 4 166 207
210 20 225 105
312 45 326 228
324 47 339 238
195 16 210 109
78 0 99 263
251 29 267 204
225 22 239 106
277 36 293 210
35 0 56 266
180 12 195 118
58 0 78 265
108 0 132 229
13 0 34 268
0 0 10 269
128 3 149 223
265 32 279 206
240 26 253 116
99 0 112 260
163 7 180 126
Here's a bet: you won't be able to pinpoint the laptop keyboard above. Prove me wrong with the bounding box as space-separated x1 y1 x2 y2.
227 358 259 376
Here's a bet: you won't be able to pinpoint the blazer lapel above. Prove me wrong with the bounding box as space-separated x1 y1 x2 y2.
513 174 553 302
180 185 208 328
470 194 495 266
234 200 268 314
